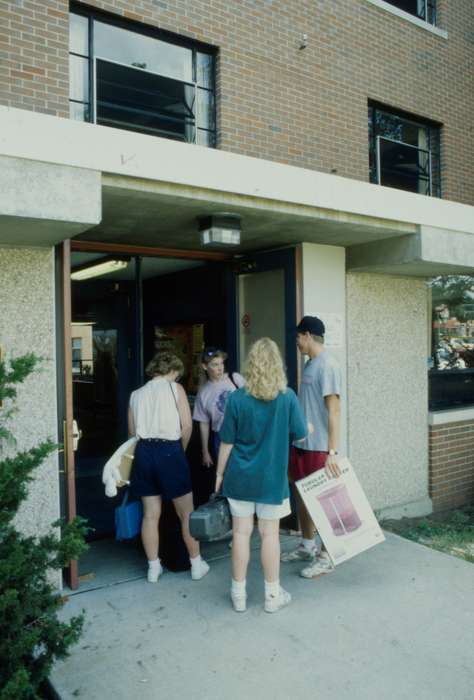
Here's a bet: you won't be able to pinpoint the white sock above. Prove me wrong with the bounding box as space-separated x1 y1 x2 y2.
231 578 246 595
148 558 161 569
265 580 280 598
302 538 315 551
190 555 202 567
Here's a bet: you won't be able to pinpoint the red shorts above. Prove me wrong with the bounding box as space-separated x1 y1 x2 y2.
288 446 327 482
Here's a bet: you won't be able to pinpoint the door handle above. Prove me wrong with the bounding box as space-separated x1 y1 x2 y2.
59 419 70 475
72 419 82 452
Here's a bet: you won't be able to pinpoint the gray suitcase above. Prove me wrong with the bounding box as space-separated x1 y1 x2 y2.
189 494 232 542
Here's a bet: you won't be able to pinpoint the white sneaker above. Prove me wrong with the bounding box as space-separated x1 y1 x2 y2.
300 552 334 579
147 562 163 583
231 591 247 613
264 586 291 613
281 544 317 562
191 558 210 581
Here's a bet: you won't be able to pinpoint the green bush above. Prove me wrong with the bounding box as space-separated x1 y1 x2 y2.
0 354 88 699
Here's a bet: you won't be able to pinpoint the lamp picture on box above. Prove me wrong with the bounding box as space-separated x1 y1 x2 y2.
296 457 385 566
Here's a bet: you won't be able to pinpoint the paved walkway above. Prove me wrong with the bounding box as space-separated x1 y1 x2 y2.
51 533 474 700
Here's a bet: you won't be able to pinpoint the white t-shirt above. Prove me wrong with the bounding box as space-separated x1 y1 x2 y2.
129 377 180 440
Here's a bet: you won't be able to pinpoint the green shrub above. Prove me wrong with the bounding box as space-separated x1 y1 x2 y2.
0 354 88 699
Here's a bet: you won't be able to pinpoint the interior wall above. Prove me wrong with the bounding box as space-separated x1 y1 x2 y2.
301 242 348 455
346 272 431 517
0 246 60 537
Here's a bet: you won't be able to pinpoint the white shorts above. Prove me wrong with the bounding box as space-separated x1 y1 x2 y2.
227 497 291 520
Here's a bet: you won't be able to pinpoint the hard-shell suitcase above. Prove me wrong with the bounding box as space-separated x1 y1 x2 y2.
189 493 232 542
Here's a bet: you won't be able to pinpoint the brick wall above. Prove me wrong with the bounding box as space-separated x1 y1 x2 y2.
429 420 474 511
1 0 473 205
0 0 69 117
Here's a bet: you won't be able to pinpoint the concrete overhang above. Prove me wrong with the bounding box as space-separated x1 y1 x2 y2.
80 175 414 250
0 156 101 246
347 226 474 276
0 105 473 268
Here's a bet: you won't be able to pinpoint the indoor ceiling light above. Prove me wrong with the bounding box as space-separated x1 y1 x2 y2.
198 213 241 247
71 259 129 281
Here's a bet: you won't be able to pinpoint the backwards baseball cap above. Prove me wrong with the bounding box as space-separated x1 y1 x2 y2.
296 316 325 338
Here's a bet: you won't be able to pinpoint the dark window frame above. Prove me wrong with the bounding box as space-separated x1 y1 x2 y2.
368 102 441 198
383 0 437 25
69 2 217 146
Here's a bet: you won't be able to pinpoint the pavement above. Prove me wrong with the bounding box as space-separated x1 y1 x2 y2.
50 532 474 700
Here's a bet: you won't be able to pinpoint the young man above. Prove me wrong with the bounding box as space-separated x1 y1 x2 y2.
281 316 342 578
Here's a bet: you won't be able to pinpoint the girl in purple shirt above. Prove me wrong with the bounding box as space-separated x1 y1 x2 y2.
192 347 244 467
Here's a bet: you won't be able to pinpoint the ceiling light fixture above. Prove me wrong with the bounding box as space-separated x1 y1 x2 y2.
198 213 241 247
71 259 129 281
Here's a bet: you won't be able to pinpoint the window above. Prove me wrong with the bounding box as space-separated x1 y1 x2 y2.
69 10 216 146
72 337 82 374
429 276 474 410
384 0 436 24
368 104 441 197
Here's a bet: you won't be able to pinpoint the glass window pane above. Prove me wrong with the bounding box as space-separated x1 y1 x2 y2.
427 0 436 24
386 0 421 17
69 54 89 102
375 111 404 142
196 52 213 88
197 88 215 129
69 101 90 122
96 59 196 141
379 138 429 193
385 0 436 23
70 13 89 56
94 21 193 82
431 276 474 370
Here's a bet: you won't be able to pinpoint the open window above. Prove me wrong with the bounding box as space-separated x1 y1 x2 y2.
69 10 216 146
384 0 436 24
368 103 441 197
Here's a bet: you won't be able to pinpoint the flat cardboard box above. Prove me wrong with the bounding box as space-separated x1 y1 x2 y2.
296 457 385 565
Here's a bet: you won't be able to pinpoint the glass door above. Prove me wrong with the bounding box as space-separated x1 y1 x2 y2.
231 247 299 389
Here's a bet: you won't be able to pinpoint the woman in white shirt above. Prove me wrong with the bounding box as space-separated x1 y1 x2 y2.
128 352 209 583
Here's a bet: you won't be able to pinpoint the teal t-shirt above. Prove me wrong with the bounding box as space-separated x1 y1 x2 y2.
219 387 307 505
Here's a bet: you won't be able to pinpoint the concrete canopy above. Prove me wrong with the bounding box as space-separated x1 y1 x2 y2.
0 156 101 247
75 175 415 251
348 226 474 277
1 106 473 273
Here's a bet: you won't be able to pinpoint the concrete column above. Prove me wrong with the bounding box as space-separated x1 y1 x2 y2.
301 242 348 455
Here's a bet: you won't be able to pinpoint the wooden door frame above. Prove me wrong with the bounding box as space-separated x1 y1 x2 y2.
295 243 303 390
70 240 231 261
60 239 79 590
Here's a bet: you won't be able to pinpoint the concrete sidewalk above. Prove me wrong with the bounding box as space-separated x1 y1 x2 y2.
51 533 474 700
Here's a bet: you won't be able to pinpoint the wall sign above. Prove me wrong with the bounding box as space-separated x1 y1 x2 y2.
241 313 251 329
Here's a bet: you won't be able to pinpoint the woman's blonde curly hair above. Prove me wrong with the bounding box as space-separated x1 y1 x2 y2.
244 337 287 401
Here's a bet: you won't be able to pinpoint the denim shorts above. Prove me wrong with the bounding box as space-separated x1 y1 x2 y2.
131 438 192 500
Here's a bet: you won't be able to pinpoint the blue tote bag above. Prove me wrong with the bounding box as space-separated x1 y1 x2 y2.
115 489 143 541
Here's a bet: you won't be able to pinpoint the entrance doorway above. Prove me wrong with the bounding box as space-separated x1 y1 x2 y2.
62 243 299 590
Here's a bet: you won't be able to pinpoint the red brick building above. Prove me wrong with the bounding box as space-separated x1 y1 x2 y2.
0 0 473 588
